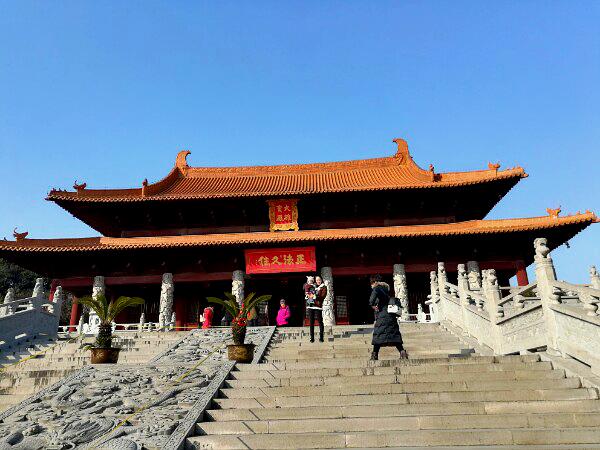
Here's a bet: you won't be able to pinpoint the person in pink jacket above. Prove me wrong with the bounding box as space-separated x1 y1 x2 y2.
276 298 291 326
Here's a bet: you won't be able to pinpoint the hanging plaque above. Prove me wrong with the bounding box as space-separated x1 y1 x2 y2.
267 199 299 232
245 246 316 274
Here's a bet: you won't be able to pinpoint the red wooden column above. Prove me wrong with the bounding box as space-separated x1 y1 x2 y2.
515 260 529 286
69 296 80 332
175 298 185 330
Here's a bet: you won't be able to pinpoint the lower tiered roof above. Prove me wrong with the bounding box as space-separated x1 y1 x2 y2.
0 212 595 252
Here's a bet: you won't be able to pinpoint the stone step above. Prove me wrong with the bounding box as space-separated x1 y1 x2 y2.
229 361 553 380
207 399 600 422
214 387 597 409
263 350 471 362
197 412 600 436
187 427 600 449
224 377 581 392
235 354 541 371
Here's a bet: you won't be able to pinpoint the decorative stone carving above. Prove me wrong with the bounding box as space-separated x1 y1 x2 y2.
534 237 551 262
83 276 104 335
32 278 44 298
393 264 409 320
590 266 600 290
139 312 146 331
467 261 482 290
170 312 176 330
232 270 244 305
321 267 335 326
4 288 15 303
158 273 174 329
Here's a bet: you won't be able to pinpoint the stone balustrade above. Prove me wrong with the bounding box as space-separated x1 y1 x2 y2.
432 237 600 375
0 284 63 352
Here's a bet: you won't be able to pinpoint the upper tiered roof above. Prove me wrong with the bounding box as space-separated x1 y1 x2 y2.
47 139 527 203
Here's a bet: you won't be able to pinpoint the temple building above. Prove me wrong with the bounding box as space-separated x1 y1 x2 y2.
0 139 596 328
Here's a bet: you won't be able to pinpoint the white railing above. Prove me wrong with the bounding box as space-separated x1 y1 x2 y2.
0 284 63 351
431 238 600 376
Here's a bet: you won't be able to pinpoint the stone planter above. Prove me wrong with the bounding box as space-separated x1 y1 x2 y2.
227 343 255 363
90 347 120 364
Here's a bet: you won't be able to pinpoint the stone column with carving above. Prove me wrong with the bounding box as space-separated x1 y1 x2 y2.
4 288 15 303
467 261 482 291
232 270 245 305
87 276 105 334
321 267 336 327
457 264 472 335
437 263 448 322
158 273 174 329
483 269 504 321
32 278 44 298
534 238 562 355
393 264 409 321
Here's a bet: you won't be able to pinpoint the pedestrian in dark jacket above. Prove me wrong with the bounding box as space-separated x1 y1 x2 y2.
369 274 408 360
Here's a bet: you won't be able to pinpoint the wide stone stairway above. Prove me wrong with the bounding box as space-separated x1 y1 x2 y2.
0 331 186 412
188 323 600 449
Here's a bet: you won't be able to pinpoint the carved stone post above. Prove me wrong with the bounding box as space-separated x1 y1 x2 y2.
590 266 600 290
32 278 44 298
533 238 561 356
321 267 336 326
483 269 504 320
139 312 146 332
426 271 439 323
393 264 409 321
436 263 448 322
417 304 425 322
467 261 482 290
158 273 174 329
87 276 105 334
457 264 472 335
232 270 245 305
4 288 15 303
52 286 64 317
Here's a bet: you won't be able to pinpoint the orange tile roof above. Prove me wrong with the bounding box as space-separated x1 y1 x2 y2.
1 212 594 252
46 139 527 202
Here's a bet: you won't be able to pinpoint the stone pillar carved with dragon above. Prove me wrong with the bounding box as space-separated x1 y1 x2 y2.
393 264 409 321
158 273 174 329
321 267 336 326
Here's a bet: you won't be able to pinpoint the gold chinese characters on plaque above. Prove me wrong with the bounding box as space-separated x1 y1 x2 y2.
267 199 299 232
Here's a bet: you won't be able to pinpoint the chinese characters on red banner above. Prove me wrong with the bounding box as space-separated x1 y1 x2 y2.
245 247 316 274
267 199 299 232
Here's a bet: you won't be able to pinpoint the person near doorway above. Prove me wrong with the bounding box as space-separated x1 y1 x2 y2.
307 276 326 343
201 306 214 329
276 298 291 326
368 274 408 360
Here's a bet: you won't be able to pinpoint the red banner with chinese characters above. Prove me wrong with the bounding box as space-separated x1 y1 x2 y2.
245 246 316 274
267 199 299 232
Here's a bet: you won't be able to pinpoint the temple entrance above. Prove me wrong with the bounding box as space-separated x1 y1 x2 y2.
245 274 307 327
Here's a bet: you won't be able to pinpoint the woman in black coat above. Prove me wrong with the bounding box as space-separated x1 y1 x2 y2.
369 274 408 361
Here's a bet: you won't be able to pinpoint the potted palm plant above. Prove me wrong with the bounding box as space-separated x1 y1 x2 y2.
78 294 144 364
207 292 271 363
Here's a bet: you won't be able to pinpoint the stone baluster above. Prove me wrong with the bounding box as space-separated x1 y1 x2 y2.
77 314 84 335
417 304 425 322
426 271 439 322
393 264 409 321
483 269 504 320
232 270 245 305
321 267 336 327
86 276 105 334
456 264 472 334
139 312 146 331
32 278 44 298
514 293 525 310
437 263 448 321
169 312 176 330
590 266 600 290
467 261 482 291
4 288 15 303
158 273 174 329
533 238 562 356
53 286 64 316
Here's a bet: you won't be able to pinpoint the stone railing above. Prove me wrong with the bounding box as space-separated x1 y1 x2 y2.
0 283 63 351
432 238 600 375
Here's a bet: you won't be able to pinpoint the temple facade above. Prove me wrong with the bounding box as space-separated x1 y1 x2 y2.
0 139 596 328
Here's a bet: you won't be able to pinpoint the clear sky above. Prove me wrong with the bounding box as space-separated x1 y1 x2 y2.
0 1 598 283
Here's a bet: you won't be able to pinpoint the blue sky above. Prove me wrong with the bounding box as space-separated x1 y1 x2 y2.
0 1 598 283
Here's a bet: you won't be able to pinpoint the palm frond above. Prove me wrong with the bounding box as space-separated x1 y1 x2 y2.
107 296 144 323
207 296 238 317
77 295 108 321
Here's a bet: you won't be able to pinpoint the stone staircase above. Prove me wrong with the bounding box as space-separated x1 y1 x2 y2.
0 331 186 412
188 323 600 449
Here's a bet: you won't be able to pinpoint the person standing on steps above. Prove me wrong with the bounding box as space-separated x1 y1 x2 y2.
307 275 326 343
276 298 291 327
369 274 408 360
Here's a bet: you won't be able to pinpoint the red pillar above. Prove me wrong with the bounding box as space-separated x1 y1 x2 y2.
175 298 185 330
515 260 529 286
69 296 80 332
